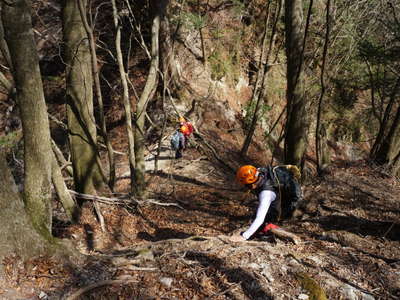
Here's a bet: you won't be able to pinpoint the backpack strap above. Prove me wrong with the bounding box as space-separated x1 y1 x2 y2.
271 166 283 220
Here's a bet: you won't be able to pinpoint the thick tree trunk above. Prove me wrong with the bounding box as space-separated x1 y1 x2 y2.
0 151 50 261
284 0 309 167
62 0 105 195
134 1 162 197
2 0 54 236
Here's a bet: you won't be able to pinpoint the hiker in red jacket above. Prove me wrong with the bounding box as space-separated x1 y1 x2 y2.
172 116 194 159
178 116 194 147
230 165 302 242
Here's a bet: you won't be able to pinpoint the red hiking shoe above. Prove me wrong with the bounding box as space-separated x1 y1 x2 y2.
261 223 280 233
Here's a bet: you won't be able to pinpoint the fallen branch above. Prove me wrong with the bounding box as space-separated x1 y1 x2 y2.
144 199 184 209
270 228 301 245
383 222 395 238
68 190 183 209
68 190 129 205
93 200 106 232
121 266 158 271
205 283 240 299
65 279 138 300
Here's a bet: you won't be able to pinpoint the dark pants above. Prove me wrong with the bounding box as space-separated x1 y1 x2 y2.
175 135 185 159
175 148 183 159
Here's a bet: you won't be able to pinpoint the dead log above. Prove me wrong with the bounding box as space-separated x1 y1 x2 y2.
270 228 301 245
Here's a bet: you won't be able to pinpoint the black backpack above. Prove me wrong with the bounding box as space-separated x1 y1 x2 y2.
269 165 302 219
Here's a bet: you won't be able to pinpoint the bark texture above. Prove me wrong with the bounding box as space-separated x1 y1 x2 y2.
77 0 115 190
0 151 48 262
111 0 136 194
134 1 162 197
62 0 104 194
284 0 309 167
3 0 53 236
241 0 281 156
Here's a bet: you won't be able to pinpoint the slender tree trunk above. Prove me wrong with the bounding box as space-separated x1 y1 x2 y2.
77 0 116 190
241 0 281 156
134 0 162 197
284 0 310 167
370 76 400 159
0 15 12 72
0 70 13 93
160 5 182 91
197 0 206 65
111 0 136 195
62 0 105 195
2 0 53 237
373 104 400 171
51 154 78 221
0 15 15 97
315 0 331 174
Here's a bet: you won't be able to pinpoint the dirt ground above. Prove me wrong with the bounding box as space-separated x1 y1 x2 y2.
1 129 399 300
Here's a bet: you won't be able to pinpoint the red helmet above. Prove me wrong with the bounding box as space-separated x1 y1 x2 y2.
236 165 258 185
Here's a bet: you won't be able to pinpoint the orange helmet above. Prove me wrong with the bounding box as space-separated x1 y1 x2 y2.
179 116 186 123
236 165 258 185
180 125 190 135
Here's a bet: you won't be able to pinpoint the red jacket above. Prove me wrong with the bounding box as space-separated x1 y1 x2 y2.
180 121 194 137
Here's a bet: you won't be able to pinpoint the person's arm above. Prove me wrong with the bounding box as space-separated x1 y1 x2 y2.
241 190 276 240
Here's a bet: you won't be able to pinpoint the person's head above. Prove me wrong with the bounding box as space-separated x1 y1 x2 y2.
180 125 190 135
178 116 186 123
236 165 259 189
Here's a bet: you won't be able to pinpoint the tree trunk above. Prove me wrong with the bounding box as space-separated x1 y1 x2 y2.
2 0 54 237
77 0 116 190
0 15 15 97
0 15 12 72
0 151 51 261
51 154 79 221
134 0 162 197
315 0 331 175
241 0 281 156
62 0 105 195
284 0 310 167
160 4 182 91
373 104 400 175
111 0 136 195
370 76 400 160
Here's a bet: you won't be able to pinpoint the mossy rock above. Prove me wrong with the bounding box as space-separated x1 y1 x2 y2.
295 272 328 300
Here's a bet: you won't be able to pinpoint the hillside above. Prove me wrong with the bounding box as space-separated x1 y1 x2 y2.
0 123 399 299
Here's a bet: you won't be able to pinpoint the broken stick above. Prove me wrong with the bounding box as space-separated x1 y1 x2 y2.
270 227 301 245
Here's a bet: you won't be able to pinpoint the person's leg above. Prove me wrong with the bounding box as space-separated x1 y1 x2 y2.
175 148 182 159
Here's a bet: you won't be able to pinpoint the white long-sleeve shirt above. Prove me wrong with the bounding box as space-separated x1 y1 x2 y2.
241 190 277 240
